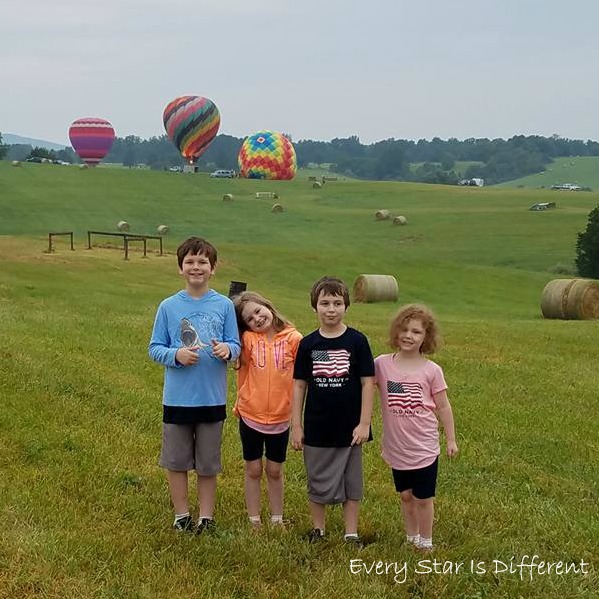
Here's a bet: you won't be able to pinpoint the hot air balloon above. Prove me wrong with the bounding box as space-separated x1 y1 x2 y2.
238 131 297 180
163 96 220 164
68 117 115 167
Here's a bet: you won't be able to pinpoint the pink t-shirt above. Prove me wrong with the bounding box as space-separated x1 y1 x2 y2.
374 353 447 470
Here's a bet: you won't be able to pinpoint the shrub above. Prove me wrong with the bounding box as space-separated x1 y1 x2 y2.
575 205 599 278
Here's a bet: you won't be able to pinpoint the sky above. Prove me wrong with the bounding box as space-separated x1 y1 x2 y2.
2 0 599 146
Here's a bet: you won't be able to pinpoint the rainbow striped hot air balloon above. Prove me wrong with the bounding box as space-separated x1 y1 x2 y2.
68 117 115 167
238 131 297 180
163 96 220 164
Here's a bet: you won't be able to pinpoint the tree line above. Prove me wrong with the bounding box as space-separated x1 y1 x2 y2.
3 131 599 185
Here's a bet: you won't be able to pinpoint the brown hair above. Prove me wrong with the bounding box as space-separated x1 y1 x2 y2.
309 276 350 309
176 237 218 269
388 304 441 355
232 291 291 334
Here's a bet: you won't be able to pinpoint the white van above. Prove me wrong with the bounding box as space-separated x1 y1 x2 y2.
210 169 236 178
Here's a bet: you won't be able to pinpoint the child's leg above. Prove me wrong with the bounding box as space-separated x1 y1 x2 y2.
309 501 326 530
245 459 263 518
196 474 217 519
415 497 434 540
167 470 189 514
342 499 360 535
264 459 283 517
400 490 419 536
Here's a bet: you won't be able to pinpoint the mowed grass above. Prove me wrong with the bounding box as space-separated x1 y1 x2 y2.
0 162 598 598
496 156 599 190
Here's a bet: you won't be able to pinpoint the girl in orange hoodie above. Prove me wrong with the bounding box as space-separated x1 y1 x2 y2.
233 291 302 527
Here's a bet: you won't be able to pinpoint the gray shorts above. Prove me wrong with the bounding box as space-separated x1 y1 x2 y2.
159 421 224 475
303 444 363 504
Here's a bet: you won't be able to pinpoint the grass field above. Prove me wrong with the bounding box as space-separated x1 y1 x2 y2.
0 161 597 598
496 156 599 190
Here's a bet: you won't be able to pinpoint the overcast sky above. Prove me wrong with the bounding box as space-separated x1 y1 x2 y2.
2 0 599 146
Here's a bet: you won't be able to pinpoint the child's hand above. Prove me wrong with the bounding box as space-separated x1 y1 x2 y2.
446 440 459 457
211 339 231 360
351 423 370 446
176 347 200 366
291 426 304 451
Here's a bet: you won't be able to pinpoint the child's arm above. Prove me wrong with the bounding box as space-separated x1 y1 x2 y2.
148 304 187 367
433 390 458 456
291 379 307 450
352 376 374 446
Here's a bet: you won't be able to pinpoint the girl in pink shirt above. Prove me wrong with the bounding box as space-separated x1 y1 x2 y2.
374 304 458 552
233 291 302 528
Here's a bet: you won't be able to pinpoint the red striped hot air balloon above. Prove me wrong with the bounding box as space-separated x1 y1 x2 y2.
68 117 115 167
163 96 220 164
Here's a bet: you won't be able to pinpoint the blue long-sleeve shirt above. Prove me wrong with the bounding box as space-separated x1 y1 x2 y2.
148 289 241 409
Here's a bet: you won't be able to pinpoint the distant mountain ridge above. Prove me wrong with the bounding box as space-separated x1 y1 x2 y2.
2 133 67 151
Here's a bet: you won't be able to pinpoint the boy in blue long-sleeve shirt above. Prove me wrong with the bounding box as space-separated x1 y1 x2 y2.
149 236 241 533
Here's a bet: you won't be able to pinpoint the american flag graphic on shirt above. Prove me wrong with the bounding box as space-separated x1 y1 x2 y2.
387 380 424 409
312 349 350 377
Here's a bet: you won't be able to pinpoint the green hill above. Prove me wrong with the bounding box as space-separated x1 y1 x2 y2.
1 162 597 599
496 155 599 190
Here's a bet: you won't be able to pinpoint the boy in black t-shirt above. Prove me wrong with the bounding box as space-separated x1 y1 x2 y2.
291 276 375 546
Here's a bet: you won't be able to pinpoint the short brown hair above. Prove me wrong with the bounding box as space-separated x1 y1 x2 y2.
232 291 291 333
176 237 217 269
309 276 350 309
388 304 441 354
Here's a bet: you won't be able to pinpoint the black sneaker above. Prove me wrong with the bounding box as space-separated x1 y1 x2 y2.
344 535 364 549
173 515 195 532
196 517 216 535
306 528 325 543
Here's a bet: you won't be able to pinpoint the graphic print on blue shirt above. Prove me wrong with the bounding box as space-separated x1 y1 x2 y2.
181 311 222 354
387 380 424 409
311 349 350 377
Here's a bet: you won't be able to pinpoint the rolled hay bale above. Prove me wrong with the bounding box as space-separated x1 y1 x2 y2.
312 182 322 189
353 274 399 303
157 225 170 235
393 215 408 225
375 209 390 221
79 164 88 169
540 278 599 320
255 191 278 199
11 160 21 167
271 203 284 213
117 220 131 232
222 193 234 201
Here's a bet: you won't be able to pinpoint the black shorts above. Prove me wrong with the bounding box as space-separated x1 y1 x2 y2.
392 456 439 499
239 418 289 463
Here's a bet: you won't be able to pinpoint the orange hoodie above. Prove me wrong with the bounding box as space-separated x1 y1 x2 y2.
235 326 302 424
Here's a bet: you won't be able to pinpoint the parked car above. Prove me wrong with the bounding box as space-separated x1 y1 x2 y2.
210 169 236 178
25 156 44 163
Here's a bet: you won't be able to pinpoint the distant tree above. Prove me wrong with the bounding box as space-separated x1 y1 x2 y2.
0 133 7 160
575 205 599 278
28 146 56 160
6 144 32 161
56 147 77 163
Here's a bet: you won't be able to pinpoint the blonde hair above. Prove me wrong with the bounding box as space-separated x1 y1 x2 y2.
388 304 441 355
232 291 291 334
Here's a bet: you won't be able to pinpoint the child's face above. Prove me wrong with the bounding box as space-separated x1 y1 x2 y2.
315 292 347 328
396 318 426 354
241 301 274 334
179 251 214 288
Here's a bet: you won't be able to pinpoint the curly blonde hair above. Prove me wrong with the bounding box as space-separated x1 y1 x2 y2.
388 304 441 355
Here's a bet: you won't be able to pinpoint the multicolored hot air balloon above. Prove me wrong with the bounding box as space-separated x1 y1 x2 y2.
238 131 297 180
163 96 220 164
68 117 115 167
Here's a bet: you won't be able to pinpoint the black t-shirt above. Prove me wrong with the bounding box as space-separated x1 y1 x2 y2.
293 327 375 447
